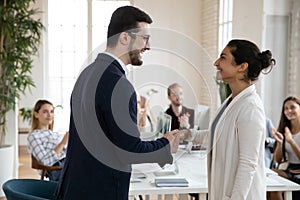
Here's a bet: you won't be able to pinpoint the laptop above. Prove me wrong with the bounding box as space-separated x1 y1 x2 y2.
156 113 172 136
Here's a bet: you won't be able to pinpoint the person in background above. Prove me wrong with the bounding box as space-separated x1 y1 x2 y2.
27 99 69 181
165 83 194 130
56 6 179 200
265 118 276 168
269 96 300 200
182 39 275 199
137 92 155 132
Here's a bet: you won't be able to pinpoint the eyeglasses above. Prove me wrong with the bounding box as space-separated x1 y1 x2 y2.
128 32 150 47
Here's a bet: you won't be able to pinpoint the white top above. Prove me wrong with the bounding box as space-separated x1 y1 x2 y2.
286 131 300 164
27 129 66 166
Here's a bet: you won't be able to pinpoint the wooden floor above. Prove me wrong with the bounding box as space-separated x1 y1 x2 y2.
18 145 40 179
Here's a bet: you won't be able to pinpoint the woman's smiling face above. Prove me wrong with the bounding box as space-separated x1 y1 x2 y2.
284 100 300 121
214 46 243 84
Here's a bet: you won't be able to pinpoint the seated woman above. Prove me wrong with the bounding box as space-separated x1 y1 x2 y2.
27 99 69 181
269 96 300 200
137 93 156 132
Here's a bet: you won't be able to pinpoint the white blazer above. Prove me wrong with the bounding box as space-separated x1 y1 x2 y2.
193 85 266 200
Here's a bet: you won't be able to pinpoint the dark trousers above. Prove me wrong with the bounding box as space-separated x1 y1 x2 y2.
46 158 65 181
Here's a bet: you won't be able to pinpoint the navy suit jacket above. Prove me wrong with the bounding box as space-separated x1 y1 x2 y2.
56 53 172 200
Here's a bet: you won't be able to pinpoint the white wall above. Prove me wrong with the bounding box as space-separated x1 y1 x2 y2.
132 0 218 118
232 0 292 126
262 0 292 125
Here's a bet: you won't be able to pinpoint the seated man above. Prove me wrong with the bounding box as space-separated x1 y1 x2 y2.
165 83 194 130
27 99 68 181
265 118 275 168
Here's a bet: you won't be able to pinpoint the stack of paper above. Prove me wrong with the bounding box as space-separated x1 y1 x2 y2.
155 178 189 187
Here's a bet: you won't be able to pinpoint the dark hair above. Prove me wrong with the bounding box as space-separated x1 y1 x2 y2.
31 99 54 131
227 39 276 81
107 6 152 47
277 96 300 161
278 96 300 133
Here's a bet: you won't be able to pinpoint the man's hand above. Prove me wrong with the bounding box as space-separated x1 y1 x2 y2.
163 129 180 153
178 129 192 142
179 112 190 129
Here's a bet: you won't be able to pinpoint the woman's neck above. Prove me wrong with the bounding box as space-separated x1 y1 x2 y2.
37 124 49 130
229 81 251 99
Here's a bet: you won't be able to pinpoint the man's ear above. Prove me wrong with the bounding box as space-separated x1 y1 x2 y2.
119 32 130 45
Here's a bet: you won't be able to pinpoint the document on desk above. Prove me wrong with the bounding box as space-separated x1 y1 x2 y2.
155 178 189 187
132 163 161 176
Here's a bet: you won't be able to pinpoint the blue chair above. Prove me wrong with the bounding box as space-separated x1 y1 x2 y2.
2 179 58 200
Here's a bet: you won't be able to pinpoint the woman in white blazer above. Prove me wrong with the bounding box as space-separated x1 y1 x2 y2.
184 39 276 200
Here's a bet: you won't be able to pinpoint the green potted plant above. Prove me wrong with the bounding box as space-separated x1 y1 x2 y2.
216 80 232 103
0 0 43 145
0 0 43 195
19 107 33 126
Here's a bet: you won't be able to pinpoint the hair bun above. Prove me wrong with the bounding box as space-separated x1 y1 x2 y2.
257 50 276 74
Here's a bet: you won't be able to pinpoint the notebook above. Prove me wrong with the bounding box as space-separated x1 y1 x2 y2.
155 178 189 187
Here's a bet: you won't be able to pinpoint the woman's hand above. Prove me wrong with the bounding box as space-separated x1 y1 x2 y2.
284 127 294 143
178 129 192 142
271 128 283 144
61 131 69 146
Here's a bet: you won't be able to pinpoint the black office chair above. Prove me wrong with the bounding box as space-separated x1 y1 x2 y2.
2 178 58 200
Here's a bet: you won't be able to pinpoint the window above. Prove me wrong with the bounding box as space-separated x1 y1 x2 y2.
218 0 233 53
46 0 130 131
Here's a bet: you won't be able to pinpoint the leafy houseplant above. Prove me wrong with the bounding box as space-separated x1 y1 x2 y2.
19 107 33 125
0 0 44 145
216 80 232 103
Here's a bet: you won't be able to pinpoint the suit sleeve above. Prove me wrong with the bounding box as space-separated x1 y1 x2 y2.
96 72 173 166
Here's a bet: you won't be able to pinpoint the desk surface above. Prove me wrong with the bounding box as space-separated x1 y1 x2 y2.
129 150 300 196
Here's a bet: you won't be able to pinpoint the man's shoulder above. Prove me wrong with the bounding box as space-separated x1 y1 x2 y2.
182 105 194 113
165 106 172 114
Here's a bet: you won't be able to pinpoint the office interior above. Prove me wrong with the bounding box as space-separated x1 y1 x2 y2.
2 0 300 187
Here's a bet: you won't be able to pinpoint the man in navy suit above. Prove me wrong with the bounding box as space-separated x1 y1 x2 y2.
56 6 179 200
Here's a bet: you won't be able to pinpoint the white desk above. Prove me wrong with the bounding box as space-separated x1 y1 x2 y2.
129 150 300 200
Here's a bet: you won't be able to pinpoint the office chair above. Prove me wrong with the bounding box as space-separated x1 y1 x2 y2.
31 155 62 180
2 178 58 200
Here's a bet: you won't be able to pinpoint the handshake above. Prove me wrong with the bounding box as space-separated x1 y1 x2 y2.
163 129 191 153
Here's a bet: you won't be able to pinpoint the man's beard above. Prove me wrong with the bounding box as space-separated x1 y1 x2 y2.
173 102 181 107
129 49 143 66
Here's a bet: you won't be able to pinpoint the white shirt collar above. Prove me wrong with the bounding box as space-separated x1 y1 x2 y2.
103 52 129 75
